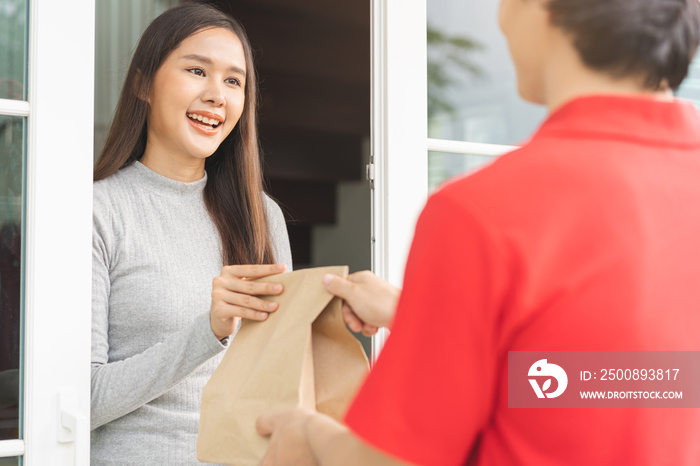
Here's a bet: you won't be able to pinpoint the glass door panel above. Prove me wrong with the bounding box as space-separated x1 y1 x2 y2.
427 0 545 145
0 0 28 100
0 24 26 453
429 150 495 191
677 51 700 110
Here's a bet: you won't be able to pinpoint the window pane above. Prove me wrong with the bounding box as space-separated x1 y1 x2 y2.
0 115 25 441
0 0 28 100
429 151 496 192
427 0 546 145
676 52 700 110
0 456 20 465
94 0 182 157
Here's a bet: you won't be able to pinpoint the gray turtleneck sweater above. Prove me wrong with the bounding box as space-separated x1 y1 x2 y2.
91 161 292 465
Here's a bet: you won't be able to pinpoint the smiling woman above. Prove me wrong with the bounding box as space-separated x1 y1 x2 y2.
141 28 247 174
90 3 292 464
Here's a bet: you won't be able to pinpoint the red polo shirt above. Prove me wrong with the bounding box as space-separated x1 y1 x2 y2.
345 95 700 465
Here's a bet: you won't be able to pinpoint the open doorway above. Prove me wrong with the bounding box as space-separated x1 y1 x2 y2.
93 0 372 351
210 0 371 273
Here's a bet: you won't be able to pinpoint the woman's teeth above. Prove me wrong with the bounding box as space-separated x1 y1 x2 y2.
187 113 221 128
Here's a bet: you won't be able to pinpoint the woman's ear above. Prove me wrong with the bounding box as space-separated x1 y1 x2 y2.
133 69 149 103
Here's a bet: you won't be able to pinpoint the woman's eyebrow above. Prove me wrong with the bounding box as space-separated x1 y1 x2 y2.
181 54 246 75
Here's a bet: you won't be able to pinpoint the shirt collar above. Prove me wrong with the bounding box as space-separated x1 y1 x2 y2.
533 94 700 149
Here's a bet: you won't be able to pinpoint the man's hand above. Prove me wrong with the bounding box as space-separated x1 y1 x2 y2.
323 271 400 336
256 408 319 466
257 408 414 466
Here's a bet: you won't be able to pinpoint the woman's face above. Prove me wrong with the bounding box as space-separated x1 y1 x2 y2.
146 27 246 164
498 0 550 104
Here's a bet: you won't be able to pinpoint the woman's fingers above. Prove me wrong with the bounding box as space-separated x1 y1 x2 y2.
214 274 283 297
212 287 278 313
213 302 271 322
222 263 286 280
218 264 285 296
234 278 284 296
210 264 287 339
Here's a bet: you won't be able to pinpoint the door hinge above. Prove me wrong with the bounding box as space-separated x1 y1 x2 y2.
365 163 375 182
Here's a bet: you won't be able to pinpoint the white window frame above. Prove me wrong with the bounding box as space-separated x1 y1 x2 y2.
0 0 95 464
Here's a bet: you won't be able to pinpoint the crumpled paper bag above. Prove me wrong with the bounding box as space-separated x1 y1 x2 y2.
197 265 370 465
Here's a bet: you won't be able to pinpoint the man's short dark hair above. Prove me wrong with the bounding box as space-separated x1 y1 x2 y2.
546 0 700 90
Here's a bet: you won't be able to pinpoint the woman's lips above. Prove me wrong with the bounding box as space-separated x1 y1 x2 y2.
186 114 222 135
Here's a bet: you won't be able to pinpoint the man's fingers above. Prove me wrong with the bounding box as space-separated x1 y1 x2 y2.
256 413 275 436
323 274 355 301
342 304 363 333
223 263 286 279
259 451 275 466
347 270 373 283
256 410 295 436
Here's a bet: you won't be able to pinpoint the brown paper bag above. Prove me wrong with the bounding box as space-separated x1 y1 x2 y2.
197 265 370 465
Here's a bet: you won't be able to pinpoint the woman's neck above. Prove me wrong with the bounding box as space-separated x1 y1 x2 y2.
140 143 206 182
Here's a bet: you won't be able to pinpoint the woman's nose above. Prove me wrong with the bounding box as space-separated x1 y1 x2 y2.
202 81 225 107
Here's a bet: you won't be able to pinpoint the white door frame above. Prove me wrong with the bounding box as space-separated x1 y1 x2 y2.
0 0 95 464
370 0 428 359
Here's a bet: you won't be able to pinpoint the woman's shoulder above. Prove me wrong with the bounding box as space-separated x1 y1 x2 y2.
262 193 284 219
93 163 139 202
92 163 144 228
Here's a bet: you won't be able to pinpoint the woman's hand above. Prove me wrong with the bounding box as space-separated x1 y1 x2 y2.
210 264 286 340
322 271 400 336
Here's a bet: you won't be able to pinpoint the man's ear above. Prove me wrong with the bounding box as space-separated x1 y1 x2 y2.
133 69 149 103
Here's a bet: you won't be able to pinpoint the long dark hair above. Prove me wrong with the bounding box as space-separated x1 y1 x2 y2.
94 2 275 266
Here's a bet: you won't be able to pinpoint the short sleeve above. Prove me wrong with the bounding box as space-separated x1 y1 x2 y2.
344 189 510 466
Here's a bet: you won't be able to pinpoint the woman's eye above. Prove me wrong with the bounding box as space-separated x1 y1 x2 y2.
187 68 205 77
225 77 241 87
